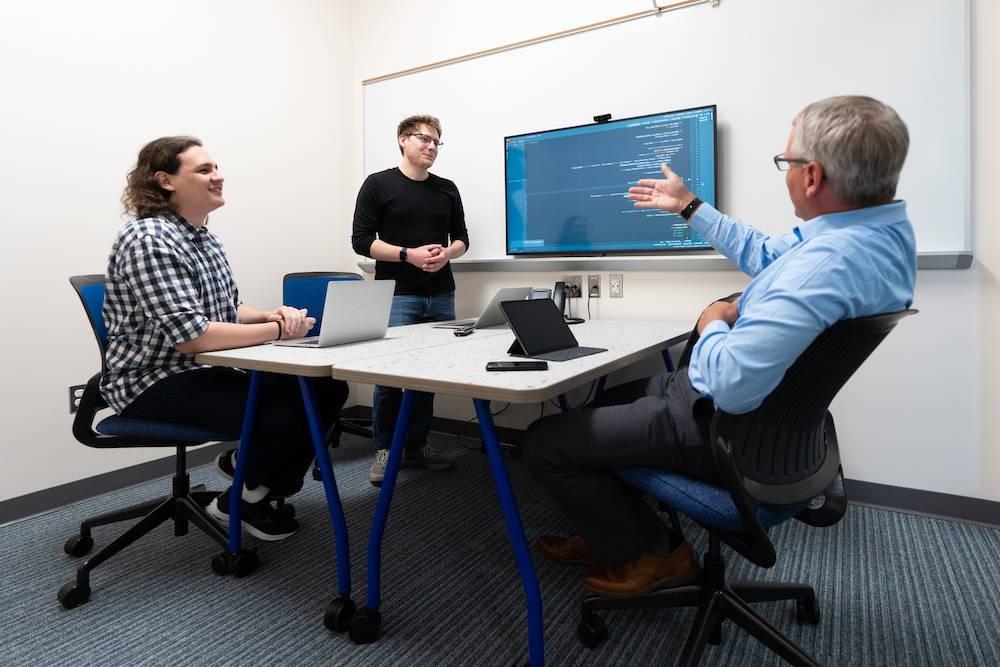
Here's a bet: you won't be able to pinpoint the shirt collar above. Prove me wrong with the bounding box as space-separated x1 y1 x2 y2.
793 200 908 242
164 211 209 242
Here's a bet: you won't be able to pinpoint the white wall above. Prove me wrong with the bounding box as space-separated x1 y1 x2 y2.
343 0 1000 503
2 0 996 506
0 0 355 502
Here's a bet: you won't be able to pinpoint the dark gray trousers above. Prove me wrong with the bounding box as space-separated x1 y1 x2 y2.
521 368 716 565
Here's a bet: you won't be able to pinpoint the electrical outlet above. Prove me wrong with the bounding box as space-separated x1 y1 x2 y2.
562 275 582 298
588 274 600 298
69 384 86 413
609 273 623 298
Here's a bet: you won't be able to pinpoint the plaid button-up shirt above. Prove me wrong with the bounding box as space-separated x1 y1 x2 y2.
101 212 240 413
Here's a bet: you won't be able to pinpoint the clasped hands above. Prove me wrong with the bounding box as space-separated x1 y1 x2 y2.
267 306 316 339
406 243 451 273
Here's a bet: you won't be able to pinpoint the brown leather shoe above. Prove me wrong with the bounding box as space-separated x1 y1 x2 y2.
582 542 700 597
536 534 599 566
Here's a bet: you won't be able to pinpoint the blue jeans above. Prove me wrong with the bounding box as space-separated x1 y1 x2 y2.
372 292 455 450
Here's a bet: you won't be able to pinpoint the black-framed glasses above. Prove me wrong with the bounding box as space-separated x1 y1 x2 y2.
773 153 811 171
409 133 444 148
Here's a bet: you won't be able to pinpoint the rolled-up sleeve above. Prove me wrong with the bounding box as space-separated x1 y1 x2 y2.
121 235 210 345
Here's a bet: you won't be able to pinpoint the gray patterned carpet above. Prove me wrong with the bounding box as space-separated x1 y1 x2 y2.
3 432 999 666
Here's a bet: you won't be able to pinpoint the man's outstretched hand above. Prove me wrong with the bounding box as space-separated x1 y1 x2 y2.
627 164 696 214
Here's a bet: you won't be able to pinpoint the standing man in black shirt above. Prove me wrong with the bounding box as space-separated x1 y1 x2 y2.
351 115 470 485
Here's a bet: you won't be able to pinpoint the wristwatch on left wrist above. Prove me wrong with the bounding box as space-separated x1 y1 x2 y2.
399 247 408 263
679 197 703 221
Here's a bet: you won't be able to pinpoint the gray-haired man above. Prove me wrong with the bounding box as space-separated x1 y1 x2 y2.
522 96 917 597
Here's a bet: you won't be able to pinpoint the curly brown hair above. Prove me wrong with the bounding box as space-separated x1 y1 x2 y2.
396 115 441 155
122 136 202 219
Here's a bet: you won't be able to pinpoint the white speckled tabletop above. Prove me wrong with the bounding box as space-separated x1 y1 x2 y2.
197 319 691 401
327 319 691 403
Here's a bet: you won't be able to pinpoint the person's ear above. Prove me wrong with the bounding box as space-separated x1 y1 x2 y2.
803 161 824 198
154 171 175 192
398 135 407 151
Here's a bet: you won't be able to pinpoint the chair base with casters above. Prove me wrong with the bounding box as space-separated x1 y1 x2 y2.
59 438 249 609
62 274 253 610
579 530 821 666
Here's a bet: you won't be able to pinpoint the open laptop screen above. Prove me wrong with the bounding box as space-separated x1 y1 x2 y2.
500 298 579 355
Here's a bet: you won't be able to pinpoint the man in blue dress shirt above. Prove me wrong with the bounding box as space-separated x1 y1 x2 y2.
522 96 917 597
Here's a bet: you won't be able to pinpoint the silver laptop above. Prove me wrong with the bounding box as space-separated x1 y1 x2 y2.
273 280 395 347
433 286 533 330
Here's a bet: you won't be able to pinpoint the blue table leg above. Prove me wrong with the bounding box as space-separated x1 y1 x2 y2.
557 394 570 413
349 389 414 644
298 377 351 596
228 370 261 556
299 377 356 631
474 398 544 667
662 348 676 373
595 375 608 400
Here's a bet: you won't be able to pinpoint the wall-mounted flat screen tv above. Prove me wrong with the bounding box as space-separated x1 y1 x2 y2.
505 105 717 256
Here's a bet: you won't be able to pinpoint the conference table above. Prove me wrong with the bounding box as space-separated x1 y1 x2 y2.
198 317 691 665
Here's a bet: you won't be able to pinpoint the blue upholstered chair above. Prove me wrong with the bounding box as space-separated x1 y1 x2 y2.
578 309 917 666
59 275 244 610
282 272 374 472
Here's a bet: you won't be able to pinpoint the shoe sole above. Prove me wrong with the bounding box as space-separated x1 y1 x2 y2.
582 570 701 598
207 498 296 542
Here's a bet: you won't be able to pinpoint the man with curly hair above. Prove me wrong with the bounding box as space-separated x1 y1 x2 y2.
104 136 349 540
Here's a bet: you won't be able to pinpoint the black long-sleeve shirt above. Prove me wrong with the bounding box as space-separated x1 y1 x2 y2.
351 167 470 296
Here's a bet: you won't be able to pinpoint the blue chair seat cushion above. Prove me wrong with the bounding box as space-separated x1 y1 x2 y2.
616 467 806 533
96 416 236 444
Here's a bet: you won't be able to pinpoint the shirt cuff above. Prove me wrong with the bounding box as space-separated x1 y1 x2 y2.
688 202 723 238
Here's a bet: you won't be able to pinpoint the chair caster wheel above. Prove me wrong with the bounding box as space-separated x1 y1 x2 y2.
58 581 91 609
348 606 382 644
796 594 821 624
370 481 382 488
211 549 259 577
324 596 357 632
577 612 608 649
312 466 322 482
64 535 94 558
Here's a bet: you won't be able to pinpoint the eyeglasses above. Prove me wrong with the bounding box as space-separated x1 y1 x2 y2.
409 133 444 148
773 153 811 171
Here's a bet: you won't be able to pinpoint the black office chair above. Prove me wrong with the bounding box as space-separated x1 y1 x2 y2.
282 272 375 479
59 275 248 610
578 309 917 666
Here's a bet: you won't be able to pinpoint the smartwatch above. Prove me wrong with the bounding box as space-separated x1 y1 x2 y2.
679 197 703 221
399 247 408 263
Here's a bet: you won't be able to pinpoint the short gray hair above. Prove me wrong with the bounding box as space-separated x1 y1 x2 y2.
791 96 909 207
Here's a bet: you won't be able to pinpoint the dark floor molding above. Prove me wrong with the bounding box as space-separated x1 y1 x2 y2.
845 479 1000 528
5 408 998 528
0 441 231 526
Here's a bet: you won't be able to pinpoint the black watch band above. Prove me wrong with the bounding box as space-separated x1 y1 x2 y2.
679 197 703 221
399 247 408 262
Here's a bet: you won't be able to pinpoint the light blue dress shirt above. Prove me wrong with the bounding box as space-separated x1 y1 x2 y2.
685 200 916 414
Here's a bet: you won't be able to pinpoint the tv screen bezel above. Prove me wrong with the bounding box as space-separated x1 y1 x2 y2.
503 104 718 258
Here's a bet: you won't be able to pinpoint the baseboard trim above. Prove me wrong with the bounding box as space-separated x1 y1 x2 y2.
5 411 998 528
844 479 1000 528
0 442 231 526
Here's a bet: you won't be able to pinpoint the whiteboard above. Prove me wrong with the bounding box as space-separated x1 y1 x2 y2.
364 0 970 259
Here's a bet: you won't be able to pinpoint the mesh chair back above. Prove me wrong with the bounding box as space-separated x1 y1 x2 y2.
282 272 364 338
70 275 109 368
714 309 916 505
